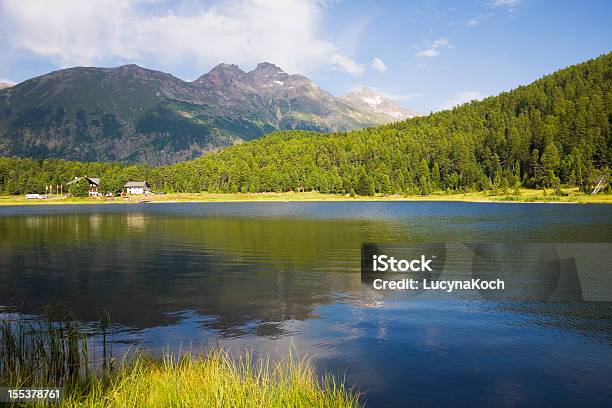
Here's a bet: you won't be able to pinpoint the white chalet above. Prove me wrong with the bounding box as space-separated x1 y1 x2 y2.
124 181 151 195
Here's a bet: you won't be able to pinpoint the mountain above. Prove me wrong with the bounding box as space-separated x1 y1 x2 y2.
0 63 407 164
341 87 419 120
152 52 612 194
0 81 14 90
2 53 609 196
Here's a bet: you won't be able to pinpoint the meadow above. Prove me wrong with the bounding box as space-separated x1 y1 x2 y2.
1 188 611 206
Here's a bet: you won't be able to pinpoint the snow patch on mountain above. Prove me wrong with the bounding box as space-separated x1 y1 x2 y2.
0 80 15 90
342 87 419 121
360 95 384 107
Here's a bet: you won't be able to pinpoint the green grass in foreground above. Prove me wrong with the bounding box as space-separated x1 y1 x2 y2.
56 350 359 408
1 188 611 205
1 310 359 408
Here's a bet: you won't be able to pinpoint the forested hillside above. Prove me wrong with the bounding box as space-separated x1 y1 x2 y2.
1 53 610 195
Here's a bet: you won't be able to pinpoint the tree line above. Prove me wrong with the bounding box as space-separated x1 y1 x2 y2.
1 52 610 196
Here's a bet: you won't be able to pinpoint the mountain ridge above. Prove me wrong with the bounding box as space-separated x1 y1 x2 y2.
0 63 414 164
342 87 419 120
0 52 609 196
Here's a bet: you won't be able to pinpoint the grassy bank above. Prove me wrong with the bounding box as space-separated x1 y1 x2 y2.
0 188 611 205
58 350 359 408
0 310 359 408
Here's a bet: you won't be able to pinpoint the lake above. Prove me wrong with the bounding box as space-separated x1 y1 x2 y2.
1 202 611 407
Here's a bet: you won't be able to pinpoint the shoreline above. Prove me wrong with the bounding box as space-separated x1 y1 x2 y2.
1 310 358 408
1 189 610 206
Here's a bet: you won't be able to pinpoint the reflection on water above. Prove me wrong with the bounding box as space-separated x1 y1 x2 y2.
0 202 611 407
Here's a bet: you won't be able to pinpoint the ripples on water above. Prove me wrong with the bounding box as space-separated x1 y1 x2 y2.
0 202 611 407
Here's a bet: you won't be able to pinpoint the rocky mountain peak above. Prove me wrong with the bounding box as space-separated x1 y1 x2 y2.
0 61 412 165
118 63 144 70
248 62 289 84
252 62 285 74
195 63 246 86
342 87 419 121
210 63 245 75
353 87 385 106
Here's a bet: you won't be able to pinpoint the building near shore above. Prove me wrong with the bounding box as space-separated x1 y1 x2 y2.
67 176 100 196
124 181 151 195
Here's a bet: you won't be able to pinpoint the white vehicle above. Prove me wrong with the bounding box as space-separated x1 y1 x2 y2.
89 191 102 197
24 194 44 199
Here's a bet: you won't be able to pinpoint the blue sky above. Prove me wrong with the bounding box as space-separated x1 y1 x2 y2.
0 0 610 112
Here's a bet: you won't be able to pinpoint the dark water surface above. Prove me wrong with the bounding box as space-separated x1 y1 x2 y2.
1 202 611 407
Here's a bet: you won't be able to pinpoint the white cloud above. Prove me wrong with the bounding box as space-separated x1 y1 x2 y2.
330 54 365 75
488 0 523 13
431 38 449 48
415 37 450 58
371 57 387 72
0 78 16 85
489 0 521 7
466 14 492 27
416 48 439 57
0 0 348 75
439 91 484 110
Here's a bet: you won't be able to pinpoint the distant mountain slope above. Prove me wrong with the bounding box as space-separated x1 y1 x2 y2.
342 87 419 120
2 53 609 196
162 52 610 194
0 81 13 90
0 63 410 164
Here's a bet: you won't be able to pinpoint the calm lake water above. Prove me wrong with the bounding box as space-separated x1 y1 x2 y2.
1 202 611 407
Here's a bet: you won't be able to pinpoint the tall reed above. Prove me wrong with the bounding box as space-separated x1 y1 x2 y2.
0 308 361 407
